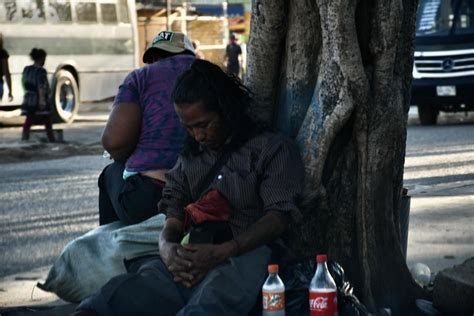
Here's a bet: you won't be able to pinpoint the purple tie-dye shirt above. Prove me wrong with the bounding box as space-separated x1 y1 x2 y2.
114 54 195 172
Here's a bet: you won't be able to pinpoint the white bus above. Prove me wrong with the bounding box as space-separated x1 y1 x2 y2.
0 0 139 122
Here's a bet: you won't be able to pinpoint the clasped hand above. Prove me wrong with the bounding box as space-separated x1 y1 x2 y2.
160 242 229 288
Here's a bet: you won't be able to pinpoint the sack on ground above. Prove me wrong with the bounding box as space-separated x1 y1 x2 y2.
37 214 165 303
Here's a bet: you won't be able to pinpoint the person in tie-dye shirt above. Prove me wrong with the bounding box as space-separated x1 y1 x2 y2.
99 31 195 225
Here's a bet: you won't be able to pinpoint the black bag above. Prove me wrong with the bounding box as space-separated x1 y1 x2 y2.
188 221 233 244
281 257 369 316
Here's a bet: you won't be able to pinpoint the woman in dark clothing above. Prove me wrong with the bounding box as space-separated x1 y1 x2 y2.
21 48 55 142
0 33 13 102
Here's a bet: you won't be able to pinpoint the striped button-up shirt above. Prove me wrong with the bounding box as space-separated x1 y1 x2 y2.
159 131 304 238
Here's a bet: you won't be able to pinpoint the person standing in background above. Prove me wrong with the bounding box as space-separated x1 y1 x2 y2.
0 33 13 103
21 48 55 142
224 33 242 77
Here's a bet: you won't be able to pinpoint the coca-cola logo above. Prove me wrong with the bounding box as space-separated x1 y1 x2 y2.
310 297 328 310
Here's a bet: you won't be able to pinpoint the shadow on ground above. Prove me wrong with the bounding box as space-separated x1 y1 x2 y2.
0 143 103 164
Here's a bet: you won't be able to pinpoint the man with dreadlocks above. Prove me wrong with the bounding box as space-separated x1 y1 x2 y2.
75 60 304 316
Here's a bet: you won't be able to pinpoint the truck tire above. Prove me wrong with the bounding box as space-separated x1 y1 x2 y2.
418 105 438 126
51 70 79 123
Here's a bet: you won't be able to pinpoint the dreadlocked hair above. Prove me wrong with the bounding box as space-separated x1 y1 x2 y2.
172 59 262 154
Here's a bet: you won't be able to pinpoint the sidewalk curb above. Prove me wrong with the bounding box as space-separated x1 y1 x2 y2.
0 267 61 308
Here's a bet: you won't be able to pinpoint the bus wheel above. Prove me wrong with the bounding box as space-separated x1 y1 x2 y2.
418 105 438 126
51 70 79 123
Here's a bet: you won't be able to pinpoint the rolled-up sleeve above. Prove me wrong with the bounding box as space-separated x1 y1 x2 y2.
158 157 192 221
258 137 304 222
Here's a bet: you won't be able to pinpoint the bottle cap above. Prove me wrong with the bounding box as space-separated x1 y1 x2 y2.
316 254 327 263
268 264 279 273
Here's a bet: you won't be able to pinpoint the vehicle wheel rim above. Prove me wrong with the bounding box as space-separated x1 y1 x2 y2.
59 80 75 116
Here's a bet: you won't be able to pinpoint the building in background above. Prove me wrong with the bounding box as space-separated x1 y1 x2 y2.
136 0 250 76
0 0 251 122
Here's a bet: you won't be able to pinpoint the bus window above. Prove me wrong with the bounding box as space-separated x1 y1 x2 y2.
76 2 97 23
117 0 129 23
0 0 20 23
101 3 117 24
48 0 72 23
18 0 45 23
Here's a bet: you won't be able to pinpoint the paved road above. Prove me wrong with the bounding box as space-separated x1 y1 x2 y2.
404 109 474 273
0 156 109 277
405 122 474 188
0 103 111 278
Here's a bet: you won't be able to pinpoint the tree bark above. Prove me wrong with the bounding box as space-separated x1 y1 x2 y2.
247 0 426 313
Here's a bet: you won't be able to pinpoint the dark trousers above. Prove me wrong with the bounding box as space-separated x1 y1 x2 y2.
98 161 164 225
77 246 271 316
227 64 240 77
22 114 55 142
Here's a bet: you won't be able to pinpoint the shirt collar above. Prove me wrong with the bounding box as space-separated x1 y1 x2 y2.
198 135 233 154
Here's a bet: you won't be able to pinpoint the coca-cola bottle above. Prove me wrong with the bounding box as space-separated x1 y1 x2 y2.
262 264 285 316
309 254 338 316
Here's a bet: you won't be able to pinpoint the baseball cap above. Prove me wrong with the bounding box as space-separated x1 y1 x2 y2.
143 31 195 63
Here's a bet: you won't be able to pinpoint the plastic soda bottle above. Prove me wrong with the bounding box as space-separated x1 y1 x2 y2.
309 254 338 316
262 264 285 316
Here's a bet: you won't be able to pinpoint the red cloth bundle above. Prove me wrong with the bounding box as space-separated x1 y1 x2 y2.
184 189 233 231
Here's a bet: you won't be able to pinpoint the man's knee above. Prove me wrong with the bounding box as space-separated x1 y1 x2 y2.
182 247 271 315
77 270 184 315
98 162 120 189
98 161 126 196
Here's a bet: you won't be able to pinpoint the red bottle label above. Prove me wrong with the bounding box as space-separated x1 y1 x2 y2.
262 291 285 312
309 290 338 316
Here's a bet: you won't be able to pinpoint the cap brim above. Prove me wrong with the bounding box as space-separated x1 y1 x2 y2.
142 44 187 63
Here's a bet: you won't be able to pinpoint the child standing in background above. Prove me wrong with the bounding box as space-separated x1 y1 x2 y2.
21 48 55 142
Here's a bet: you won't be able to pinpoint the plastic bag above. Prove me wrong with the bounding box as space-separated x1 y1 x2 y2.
37 214 165 302
281 257 369 316
328 261 369 316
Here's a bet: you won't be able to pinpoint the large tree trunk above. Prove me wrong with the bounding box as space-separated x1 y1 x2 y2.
247 0 426 313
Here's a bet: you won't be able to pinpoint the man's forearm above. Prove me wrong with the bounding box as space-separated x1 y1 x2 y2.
6 74 12 92
159 218 184 248
106 146 134 162
228 211 288 256
102 132 136 162
101 101 141 162
102 132 137 162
